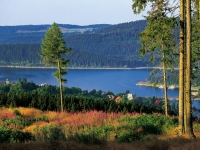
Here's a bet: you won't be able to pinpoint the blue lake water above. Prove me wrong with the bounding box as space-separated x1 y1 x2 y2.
1 67 200 109
0 67 178 97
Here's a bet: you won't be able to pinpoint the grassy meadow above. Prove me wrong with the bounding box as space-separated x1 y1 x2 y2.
0 107 200 150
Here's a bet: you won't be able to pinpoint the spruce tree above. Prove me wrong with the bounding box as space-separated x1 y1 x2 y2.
185 0 196 139
133 0 177 116
40 22 72 112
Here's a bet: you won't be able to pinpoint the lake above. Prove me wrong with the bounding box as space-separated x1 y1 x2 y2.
1 67 200 112
0 67 179 96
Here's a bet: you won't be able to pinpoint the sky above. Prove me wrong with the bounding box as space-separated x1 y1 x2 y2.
0 0 147 26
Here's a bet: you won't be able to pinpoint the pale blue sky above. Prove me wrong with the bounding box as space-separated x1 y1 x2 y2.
0 0 146 26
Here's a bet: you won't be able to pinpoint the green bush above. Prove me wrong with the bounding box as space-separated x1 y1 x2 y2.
68 132 101 145
132 114 177 135
13 109 22 116
0 128 34 143
116 132 143 142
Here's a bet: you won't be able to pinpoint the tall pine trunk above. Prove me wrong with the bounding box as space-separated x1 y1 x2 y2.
185 0 196 139
184 4 187 132
162 42 168 116
178 0 185 136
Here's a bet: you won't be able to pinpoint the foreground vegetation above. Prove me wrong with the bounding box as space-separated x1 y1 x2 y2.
0 107 200 150
0 79 174 115
0 80 200 149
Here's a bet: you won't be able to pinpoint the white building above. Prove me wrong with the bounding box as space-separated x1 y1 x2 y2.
127 93 133 100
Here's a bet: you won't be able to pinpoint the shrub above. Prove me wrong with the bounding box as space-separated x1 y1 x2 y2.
13 109 22 116
132 114 177 134
116 131 143 142
68 132 101 145
0 128 34 143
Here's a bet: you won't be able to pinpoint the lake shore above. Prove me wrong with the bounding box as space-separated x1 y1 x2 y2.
136 81 199 92
0 66 171 70
136 81 178 89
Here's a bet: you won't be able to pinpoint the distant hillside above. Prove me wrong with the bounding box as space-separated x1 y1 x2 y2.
0 20 150 68
65 20 147 59
0 24 110 44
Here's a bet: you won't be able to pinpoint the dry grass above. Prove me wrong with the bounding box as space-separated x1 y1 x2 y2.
16 107 43 117
23 121 50 133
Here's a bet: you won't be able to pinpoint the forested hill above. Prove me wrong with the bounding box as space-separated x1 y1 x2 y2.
65 20 147 60
0 24 110 44
0 20 150 68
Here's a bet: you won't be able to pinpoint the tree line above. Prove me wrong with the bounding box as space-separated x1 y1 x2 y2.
0 44 148 67
0 78 165 114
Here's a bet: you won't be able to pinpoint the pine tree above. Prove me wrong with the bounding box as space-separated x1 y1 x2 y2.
178 0 186 135
133 0 177 116
192 0 200 69
40 22 72 112
185 0 196 139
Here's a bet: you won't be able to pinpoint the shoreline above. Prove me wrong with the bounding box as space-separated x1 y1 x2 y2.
136 81 199 91
0 66 161 70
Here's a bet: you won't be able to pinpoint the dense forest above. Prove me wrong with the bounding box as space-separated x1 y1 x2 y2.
0 20 150 68
0 78 169 114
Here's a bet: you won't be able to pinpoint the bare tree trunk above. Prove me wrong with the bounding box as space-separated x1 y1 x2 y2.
184 3 187 132
162 42 168 116
178 0 185 136
58 60 63 112
185 0 196 139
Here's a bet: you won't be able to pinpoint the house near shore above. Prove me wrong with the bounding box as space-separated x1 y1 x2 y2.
115 96 122 103
0 79 11 85
108 95 115 100
127 93 133 100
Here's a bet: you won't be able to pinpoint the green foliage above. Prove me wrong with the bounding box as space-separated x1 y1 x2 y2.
0 91 164 114
116 131 143 142
69 132 101 145
0 84 11 92
132 0 151 14
192 1 200 72
0 107 179 145
40 22 72 112
132 114 177 134
0 79 165 113
10 78 38 93
40 22 71 69
13 109 22 116
0 128 34 143
1 112 49 130
138 1 177 67
35 126 66 150
193 122 200 132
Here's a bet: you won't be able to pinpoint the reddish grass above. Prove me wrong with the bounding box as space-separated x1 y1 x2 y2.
1 107 200 150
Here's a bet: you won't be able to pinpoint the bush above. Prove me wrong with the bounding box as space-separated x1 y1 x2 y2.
0 128 34 143
68 132 101 145
13 109 22 116
132 114 177 135
116 132 143 142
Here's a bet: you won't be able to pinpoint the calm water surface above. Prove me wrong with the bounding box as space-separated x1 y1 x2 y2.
1 67 200 109
2 67 200 114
